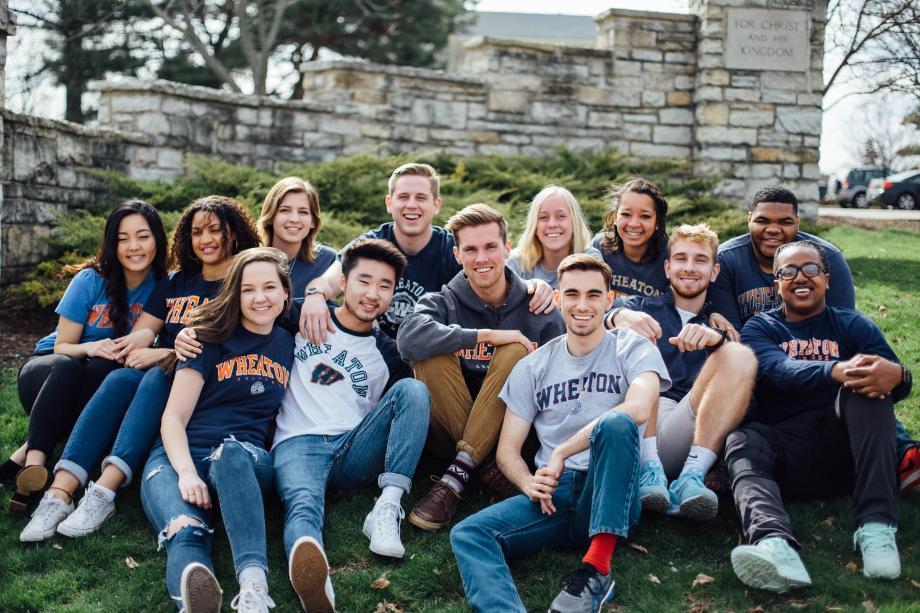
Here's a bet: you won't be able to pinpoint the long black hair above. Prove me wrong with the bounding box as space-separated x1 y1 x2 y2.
68 200 168 336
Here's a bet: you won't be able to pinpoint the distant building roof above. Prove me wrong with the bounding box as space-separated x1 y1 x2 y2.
459 11 597 47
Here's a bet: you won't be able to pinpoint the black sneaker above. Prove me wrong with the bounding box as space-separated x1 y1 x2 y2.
548 563 615 613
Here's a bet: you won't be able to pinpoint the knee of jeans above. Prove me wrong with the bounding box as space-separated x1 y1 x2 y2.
593 411 637 443
160 515 213 550
392 379 431 412
725 428 773 487
449 517 479 551
207 438 262 476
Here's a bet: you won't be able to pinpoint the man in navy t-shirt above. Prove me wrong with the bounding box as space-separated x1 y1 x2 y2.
726 240 911 593
297 163 555 342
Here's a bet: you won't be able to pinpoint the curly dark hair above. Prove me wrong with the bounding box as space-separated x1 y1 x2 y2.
773 240 829 276
598 177 669 264
169 195 261 273
67 200 168 336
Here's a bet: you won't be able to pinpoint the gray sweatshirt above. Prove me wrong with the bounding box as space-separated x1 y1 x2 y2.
397 267 565 396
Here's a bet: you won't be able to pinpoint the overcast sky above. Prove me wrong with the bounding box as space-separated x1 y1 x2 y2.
4 0 908 175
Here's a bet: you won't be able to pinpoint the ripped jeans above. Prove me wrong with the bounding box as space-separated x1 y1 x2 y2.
140 438 274 609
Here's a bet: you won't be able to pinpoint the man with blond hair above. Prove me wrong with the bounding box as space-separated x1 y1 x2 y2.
397 203 565 531
611 223 758 520
299 163 554 343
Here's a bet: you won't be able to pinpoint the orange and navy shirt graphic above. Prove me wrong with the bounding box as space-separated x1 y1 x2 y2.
143 271 223 349
780 337 840 361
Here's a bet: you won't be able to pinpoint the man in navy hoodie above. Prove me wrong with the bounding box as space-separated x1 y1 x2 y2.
727 240 911 592
397 203 565 531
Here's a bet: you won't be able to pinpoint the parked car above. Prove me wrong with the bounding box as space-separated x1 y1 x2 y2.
836 166 889 208
867 169 920 210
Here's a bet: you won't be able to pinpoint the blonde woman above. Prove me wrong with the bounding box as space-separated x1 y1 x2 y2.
508 185 600 289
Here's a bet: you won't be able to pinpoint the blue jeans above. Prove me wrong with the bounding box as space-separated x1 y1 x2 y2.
273 378 429 556
450 412 642 613
140 439 274 609
55 367 170 487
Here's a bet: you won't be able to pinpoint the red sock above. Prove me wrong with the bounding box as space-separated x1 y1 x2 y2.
582 533 618 575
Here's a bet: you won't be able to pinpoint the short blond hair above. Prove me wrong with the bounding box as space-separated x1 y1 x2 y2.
445 203 509 246
387 163 440 199
257 177 322 262
557 253 612 289
668 223 719 260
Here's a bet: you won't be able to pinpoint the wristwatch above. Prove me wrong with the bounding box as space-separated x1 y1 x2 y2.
705 327 730 352
304 287 325 299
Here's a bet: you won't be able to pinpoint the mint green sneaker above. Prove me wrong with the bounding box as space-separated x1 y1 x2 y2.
638 461 669 513
854 523 900 579
731 537 812 593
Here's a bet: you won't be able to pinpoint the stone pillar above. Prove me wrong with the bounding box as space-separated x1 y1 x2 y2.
690 0 825 219
1 0 16 284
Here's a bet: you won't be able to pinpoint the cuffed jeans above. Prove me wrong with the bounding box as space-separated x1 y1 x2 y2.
55 367 170 487
725 389 898 548
273 378 429 556
140 439 274 609
450 411 642 613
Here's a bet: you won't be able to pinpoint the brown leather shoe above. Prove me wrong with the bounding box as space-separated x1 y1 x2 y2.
479 459 520 503
408 480 461 532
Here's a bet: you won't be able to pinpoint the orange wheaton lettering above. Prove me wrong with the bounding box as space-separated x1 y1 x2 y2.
165 295 209 325
455 341 539 361
85 303 145 328
216 354 290 387
780 338 840 361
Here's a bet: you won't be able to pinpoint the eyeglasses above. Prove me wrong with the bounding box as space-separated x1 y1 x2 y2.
775 263 825 280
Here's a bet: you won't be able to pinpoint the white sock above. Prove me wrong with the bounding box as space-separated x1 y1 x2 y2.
92 483 116 503
379 485 404 506
238 565 268 590
681 445 718 476
640 436 660 464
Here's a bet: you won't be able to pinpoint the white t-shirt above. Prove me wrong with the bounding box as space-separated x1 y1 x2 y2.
500 329 671 471
273 309 410 447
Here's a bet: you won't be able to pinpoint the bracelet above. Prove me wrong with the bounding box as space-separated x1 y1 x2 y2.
304 287 324 299
902 365 912 387
705 328 730 352
606 308 622 330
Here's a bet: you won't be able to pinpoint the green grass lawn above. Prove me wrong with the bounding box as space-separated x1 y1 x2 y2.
1 225 918 612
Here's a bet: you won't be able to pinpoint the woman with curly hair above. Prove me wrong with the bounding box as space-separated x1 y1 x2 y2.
2 200 167 513
19 196 261 542
508 185 600 289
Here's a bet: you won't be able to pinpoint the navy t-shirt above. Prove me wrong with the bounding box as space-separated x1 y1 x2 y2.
143 271 223 349
590 234 668 300
342 223 461 338
741 306 906 425
710 231 855 330
290 244 337 298
178 324 295 449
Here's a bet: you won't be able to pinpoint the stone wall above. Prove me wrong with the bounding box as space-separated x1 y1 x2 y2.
1 1 827 282
1 0 14 285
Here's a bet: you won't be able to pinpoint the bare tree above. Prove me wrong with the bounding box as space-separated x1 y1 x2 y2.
847 102 920 170
824 0 920 107
149 0 294 96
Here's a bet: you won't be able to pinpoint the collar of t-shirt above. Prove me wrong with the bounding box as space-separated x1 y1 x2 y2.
328 305 373 337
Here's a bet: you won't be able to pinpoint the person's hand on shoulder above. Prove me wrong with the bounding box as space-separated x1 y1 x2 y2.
299 292 335 344
526 279 556 314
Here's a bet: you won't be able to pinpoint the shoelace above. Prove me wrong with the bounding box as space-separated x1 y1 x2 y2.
76 487 109 518
375 501 405 539
639 463 663 486
429 481 459 504
31 495 66 525
854 526 897 552
230 586 276 612
561 564 604 598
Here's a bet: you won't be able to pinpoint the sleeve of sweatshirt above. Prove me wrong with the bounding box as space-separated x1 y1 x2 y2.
709 250 743 330
741 314 836 391
826 247 856 310
396 291 480 362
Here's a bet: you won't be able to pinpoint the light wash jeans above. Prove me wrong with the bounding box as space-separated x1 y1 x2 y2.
140 438 274 609
55 367 170 487
273 378 430 556
450 411 642 613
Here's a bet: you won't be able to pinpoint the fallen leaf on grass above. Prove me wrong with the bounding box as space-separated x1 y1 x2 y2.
747 607 765 613
691 574 715 588
863 601 878 613
911 579 920 589
374 602 403 613
823 516 836 526
826 607 844 611
629 543 648 555
877 304 887 314
845 561 859 573
125 557 140 569
371 577 390 590
689 603 707 613
51 544 62 550
788 600 811 609
647 573 660 584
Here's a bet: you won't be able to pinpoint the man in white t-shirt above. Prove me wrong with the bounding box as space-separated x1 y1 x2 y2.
450 253 670 613
272 239 431 612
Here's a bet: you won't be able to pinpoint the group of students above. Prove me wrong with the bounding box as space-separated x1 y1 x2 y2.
2 162 915 613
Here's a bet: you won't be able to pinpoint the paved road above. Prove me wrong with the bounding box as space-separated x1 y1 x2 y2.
819 206 920 221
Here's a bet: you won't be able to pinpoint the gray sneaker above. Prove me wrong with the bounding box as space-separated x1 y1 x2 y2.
548 563 615 613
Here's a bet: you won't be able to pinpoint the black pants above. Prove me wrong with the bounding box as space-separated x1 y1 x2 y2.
724 389 897 548
17 353 120 457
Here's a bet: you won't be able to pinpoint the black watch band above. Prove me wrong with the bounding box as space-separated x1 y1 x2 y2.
705 328 730 352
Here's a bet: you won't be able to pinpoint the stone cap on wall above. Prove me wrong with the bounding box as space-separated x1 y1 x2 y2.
90 77 335 113
300 59 487 85
594 7 695 24
2 109 153 144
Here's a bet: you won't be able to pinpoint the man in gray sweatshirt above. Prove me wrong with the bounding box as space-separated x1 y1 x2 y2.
397 203 565 531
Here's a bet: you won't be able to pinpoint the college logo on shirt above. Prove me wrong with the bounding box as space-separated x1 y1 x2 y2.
85 303 144 328
251 381 265 395
610 276 661 298
534 372 623 411
310 363 345 386
737 287 778 321
384 278 428 324
216 354 290 386
780 338 840 361
165 295 210 325
295 343 370 397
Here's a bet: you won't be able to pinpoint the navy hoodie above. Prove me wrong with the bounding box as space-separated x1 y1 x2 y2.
397 267 565 396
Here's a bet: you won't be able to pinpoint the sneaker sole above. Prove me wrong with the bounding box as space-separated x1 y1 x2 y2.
56 507 115 538
678 493 718 521
362 514 405 559
730 548 810 593
899 469 919 493
640 490 670 513
182 564 222 613
290 540 334 612
20 525 59 542
408 509 447 532
11 466 48 514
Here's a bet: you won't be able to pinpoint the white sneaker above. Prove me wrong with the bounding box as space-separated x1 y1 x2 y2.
362 499 406 559
231 584 276 612
180 562 222 613
20 491 74 542
288 536 335 612
57 482 115 538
